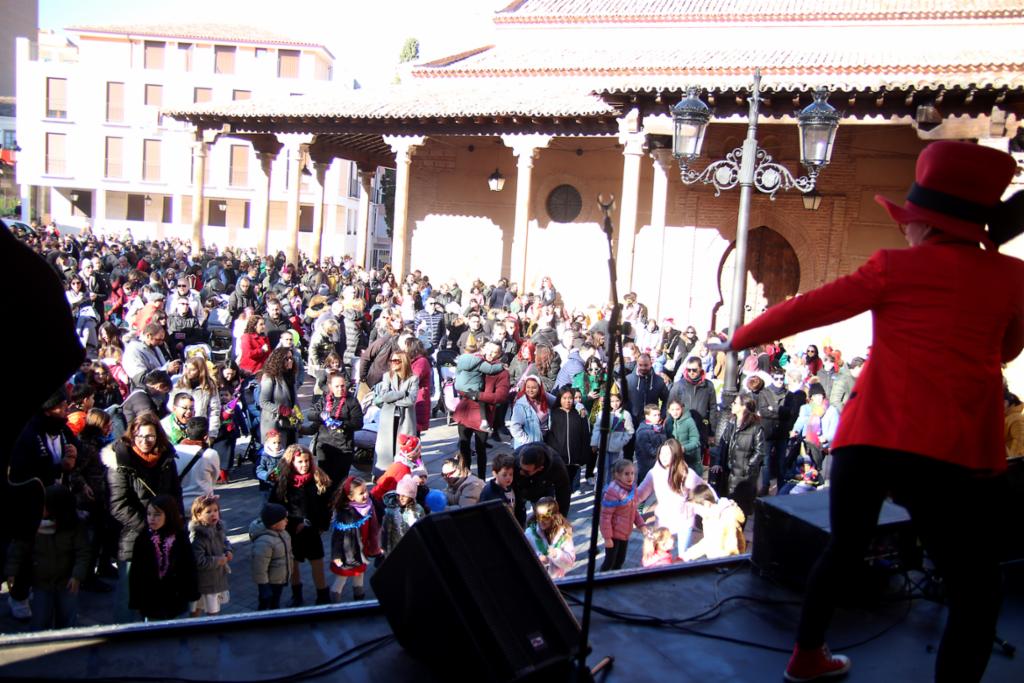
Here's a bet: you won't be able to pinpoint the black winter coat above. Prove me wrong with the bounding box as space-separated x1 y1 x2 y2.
269 479 331 533
622 370 669 424
750 388 782 440
713 417 765 517
512 444 572 526
129 528 199 620
105 440 183 561
315 395 364 452
9 416 80 489
545 408 592 468
330 506 382 570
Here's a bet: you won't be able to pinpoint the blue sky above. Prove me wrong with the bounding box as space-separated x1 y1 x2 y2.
39 0 499 86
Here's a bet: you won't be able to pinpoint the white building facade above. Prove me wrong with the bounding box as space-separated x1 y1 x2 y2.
16 24 388 260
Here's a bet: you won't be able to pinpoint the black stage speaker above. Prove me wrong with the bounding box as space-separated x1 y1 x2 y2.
752 490 917 589
370 500 580 682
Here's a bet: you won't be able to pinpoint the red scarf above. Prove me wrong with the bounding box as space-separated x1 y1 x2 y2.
132 444 162 468
292 472 313 488
685 367 706 386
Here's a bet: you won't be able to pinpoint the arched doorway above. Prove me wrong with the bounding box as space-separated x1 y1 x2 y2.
714 226 800 330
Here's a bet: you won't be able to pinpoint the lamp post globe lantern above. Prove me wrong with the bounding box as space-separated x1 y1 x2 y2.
797 88 840 173
488 168 505 192
671 86 712 162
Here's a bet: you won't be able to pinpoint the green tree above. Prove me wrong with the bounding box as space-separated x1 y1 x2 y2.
381 168 396 238
399 37 420 63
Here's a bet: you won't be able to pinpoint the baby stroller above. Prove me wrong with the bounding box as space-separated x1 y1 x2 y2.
238 377 263 465
205 295 233 362
437 365 459 426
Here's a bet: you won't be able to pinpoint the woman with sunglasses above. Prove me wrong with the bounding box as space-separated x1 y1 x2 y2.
372 350 418 474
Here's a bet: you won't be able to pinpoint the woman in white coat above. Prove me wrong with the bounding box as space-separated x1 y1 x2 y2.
637 438 710 557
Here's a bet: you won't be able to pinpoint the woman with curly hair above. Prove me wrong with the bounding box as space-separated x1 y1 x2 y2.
533 344 561 394
259 347 298 445
268 444 332 606
239 314 271 377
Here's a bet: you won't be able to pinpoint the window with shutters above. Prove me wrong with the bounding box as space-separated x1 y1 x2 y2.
144 84 162 107
46 78 67 119
104 137 123 178
178 43 193 71
208 200 227 227
299 205 313 232
45 132 66 175
106 82 124 122
142 139 161 181
126 194 146 221
278 50 300 78
214 45 236 74
144 41 165 69
229 145 249 187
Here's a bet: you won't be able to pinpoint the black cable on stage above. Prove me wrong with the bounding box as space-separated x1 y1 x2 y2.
559 567 920 655
0 633 396 683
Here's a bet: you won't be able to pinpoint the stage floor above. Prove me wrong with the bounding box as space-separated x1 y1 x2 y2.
1 558 1021 682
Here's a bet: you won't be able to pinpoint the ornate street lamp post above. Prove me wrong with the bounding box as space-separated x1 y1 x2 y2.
671 69 840 395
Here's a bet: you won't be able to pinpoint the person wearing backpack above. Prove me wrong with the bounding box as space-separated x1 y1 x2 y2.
174 418 221 511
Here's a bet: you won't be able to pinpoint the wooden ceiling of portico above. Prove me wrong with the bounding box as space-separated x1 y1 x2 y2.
604 84 1024 121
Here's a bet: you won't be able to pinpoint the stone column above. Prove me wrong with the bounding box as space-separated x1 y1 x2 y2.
383 135 425 279
501 134 552 290
615 112 645 294
19 183 30 223
310 159 329 263
648 145 673 319
253 150 276 256
284 143 308 267
93 188 107 228
356 166 375 269
190 138 208 257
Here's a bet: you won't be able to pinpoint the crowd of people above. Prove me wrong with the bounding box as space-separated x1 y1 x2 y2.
2 219 1019 633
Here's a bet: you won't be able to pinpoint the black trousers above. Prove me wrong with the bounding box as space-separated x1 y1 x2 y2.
600 539 629 572
797 446 1002 683
457 424 488 479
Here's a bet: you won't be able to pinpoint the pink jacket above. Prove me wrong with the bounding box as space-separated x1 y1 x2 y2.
410 356 432 433
600 479 645 542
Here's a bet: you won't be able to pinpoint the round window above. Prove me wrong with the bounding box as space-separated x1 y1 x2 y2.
546 184 583 223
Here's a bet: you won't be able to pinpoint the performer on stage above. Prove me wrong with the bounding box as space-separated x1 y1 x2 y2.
717 141 1024 682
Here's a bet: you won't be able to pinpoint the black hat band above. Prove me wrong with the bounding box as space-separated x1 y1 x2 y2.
907 183 993 226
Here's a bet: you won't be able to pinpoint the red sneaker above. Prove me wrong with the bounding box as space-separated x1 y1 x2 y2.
784 644 851 682
217 469 229 484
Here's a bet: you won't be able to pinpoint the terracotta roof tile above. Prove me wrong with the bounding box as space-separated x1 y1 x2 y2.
411 41 1024 91
163 81 616 121
495 0 1024 23
66 23 331 54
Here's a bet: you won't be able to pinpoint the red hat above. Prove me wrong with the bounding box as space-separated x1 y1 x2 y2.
398 433 421 456
875 141 1021 250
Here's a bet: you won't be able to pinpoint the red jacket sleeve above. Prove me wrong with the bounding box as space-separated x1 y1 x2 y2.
732 250 887 351
479 370 510 405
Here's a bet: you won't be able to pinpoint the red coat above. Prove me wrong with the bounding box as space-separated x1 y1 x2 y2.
732 240 1024 473
453 368 511 432
410 355 432 433
239 333 270 374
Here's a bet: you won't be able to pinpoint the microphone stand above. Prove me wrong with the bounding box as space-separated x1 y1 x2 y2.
571 194 631 681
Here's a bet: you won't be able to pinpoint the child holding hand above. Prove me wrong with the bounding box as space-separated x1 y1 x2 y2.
600 458 647 571
682 484 747 561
